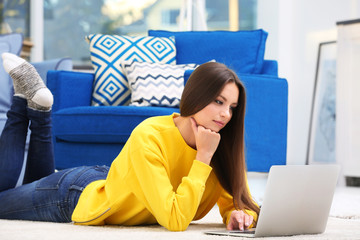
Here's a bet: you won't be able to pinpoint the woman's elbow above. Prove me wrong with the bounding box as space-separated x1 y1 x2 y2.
165 224 189 232
162 218 191 231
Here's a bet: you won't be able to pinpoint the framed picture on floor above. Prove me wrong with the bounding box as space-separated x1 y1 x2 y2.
306 41 337 164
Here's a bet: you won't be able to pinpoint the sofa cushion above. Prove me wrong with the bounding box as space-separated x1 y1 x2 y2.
122 61 198 107
148 30 268 74
86 34 176 106
52 106 179 143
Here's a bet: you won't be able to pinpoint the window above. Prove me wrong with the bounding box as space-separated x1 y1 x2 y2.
161 9 179 26
0 0 30 37
206 0 257 30
1 0 257 67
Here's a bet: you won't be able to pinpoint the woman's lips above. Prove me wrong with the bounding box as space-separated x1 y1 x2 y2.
213 120 225 128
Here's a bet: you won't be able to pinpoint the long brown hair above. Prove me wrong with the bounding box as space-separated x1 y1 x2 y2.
180 62 260 220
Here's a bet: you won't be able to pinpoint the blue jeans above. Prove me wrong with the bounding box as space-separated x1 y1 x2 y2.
0 96 108 222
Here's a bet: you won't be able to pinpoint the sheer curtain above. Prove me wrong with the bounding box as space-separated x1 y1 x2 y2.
179 0 208 31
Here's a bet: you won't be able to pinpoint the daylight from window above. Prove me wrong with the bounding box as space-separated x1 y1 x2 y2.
1 0 256 66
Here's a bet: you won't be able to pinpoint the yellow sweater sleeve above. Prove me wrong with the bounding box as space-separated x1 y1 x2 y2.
127 144 212 231
217 178 258 228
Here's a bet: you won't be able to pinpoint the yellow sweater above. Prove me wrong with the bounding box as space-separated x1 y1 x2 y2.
72 113 257 231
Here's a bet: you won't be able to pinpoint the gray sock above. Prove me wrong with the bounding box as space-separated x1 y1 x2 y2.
9 61 46 99
9 61 51 111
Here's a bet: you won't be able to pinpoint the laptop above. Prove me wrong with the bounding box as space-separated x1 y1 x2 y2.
205 165 340 238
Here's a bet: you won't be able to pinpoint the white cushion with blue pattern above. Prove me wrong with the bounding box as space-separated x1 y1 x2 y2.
122 61 198 107
86 34 176 106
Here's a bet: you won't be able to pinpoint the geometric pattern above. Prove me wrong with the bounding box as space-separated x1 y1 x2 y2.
122 61 198 107
86 34 176 106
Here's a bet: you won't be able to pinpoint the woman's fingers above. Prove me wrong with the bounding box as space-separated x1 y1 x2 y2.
190 117 220 165
227 210 254 231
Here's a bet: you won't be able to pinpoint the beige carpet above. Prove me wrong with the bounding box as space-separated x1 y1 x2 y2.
1 186 360 239
0 212 359 240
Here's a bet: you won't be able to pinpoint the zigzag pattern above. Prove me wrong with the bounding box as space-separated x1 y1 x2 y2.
123 62 194 76
86 34 176 106
122 61 198 107
130 74 184 87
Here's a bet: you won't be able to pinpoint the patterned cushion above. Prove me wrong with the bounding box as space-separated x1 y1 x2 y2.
86 34 176 106
122 61 198 107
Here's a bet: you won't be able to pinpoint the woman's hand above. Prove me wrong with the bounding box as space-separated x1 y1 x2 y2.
227 210 254 231
190 117 220 165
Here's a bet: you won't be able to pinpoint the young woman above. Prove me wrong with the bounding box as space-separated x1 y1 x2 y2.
0 53 259 231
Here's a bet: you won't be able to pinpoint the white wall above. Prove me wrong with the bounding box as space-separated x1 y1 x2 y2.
257 0 360 165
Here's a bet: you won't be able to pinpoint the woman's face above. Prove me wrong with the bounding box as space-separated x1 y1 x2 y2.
192 82 239 133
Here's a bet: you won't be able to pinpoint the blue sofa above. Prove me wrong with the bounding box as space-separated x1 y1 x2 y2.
47 30 288 172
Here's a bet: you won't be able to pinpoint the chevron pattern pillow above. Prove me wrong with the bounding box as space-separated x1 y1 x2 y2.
86 34 176 106
122 61 198 107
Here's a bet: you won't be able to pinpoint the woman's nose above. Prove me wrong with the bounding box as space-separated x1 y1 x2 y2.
220 107 231 118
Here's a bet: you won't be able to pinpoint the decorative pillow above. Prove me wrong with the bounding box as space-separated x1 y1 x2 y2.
86 34 176 106
148 30 268 74
122 61 198 107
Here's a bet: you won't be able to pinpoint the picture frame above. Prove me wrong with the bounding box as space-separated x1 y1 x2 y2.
306 41 337 164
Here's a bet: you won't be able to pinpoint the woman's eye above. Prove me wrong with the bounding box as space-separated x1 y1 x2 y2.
215 100 223 105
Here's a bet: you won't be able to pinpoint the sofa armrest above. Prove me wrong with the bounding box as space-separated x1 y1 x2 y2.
32 58 73 85
240 74 288 171
47 70 94 112
261 60 278 76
